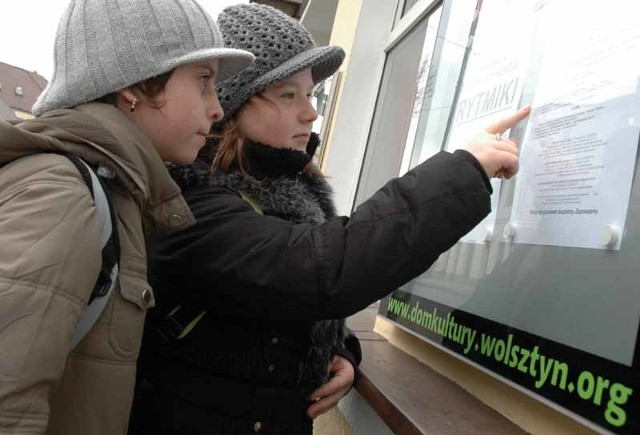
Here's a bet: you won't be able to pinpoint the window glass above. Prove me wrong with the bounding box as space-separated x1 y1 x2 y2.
353 16 430 205
406 1 478 168
398 7 442 175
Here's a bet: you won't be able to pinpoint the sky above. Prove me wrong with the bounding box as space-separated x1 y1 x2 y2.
0 0 248 80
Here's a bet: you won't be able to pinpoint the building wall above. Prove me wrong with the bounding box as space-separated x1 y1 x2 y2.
321 0 397 215
317 0 362 176
0 61 47 118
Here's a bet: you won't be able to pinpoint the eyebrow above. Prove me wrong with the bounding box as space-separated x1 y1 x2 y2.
270 80 313 92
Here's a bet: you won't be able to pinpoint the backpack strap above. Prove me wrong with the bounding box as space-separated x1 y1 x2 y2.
65 155 121 349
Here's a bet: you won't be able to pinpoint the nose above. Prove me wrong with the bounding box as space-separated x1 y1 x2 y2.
207 90 224 123
300 98 318 124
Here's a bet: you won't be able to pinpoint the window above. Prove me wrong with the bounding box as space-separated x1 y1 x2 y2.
374 1 640 433
353 14 430 205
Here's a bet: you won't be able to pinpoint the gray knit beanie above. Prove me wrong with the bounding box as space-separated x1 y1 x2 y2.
32 0 255 116
216 3 345 119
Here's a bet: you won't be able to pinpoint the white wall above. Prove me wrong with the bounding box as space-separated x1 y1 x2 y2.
322 0 399 216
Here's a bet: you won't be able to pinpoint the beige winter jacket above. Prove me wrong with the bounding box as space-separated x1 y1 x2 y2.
0 103 195 434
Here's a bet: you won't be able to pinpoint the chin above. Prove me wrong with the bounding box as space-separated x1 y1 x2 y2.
173 157 194 165
173 149 200 164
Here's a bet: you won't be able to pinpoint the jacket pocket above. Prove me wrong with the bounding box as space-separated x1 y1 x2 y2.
107 272 154 358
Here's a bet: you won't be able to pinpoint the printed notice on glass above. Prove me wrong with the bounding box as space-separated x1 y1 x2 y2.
445 0 534 244
510 0 640 250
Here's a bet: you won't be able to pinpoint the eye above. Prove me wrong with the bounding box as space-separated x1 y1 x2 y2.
200 75 214 88
281 92 295 100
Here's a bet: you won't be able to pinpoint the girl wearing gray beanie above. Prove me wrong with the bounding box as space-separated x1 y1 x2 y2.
132 4 529 434
0 1 253 434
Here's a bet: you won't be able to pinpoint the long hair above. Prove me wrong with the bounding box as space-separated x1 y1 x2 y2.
209 101 323 178
209 117 249 175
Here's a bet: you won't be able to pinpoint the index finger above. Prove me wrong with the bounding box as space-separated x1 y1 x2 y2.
485 105 531 135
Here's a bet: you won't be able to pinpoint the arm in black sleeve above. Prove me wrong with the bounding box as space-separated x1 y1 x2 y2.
149 150 491 320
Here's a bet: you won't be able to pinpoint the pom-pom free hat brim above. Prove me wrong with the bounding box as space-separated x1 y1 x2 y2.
246 45 344 96
161 47 255 81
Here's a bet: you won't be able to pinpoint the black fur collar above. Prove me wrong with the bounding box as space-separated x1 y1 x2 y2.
210 171 336 224
242 133 320 179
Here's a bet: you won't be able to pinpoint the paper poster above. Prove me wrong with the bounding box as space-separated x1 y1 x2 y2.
510 0 640 250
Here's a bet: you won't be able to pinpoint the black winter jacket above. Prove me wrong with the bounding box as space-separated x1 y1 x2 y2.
130 143 492 435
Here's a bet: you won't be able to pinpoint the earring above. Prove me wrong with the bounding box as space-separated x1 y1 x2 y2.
129 97 139 113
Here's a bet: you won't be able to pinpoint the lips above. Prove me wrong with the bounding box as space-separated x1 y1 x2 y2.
196 132 210 143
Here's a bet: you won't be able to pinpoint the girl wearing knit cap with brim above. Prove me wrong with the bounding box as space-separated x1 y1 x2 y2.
0 0 253 434
131 3 529 434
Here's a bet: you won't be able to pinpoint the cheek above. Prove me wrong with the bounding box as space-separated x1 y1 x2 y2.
245 125 269 143
163 111 196 139
162 95 200 129
238 113 265 142
238 106 291 145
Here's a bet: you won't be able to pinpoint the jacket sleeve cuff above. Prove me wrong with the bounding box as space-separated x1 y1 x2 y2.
341 328 362 366
453 149 493 194
335 327 363 388
335 346 357 367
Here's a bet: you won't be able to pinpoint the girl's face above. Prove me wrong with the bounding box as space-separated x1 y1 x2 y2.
126 60 223 164
237 68 318 151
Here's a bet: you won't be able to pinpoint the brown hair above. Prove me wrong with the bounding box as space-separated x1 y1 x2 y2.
96 70 174 108
209 117 249 174
210 96 323 177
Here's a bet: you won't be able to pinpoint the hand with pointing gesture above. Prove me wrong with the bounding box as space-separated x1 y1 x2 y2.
462 106 531 179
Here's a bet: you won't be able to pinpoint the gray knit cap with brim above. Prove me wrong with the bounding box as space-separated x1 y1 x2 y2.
33 0 255 116
216 3 345 120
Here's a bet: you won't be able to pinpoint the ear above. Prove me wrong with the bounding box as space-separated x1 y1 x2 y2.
118 88 138 105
